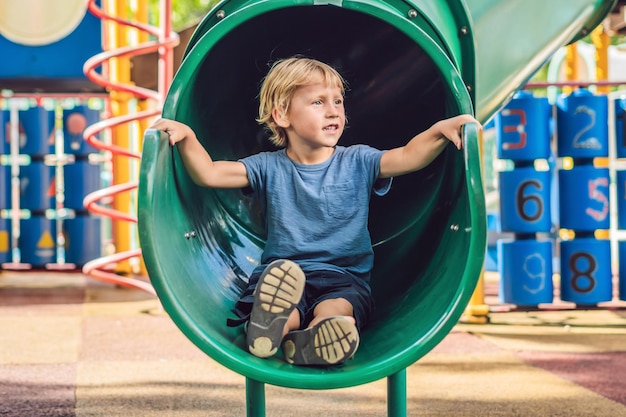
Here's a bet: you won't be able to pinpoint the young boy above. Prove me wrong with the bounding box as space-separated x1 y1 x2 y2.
150 56 479 366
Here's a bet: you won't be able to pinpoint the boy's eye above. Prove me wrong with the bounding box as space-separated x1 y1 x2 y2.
313 100 322 105
334 99 343 105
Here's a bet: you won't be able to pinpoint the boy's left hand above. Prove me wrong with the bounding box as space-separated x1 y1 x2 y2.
436 114 482 150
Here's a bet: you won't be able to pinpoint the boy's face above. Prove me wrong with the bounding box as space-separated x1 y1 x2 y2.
276 75 345 150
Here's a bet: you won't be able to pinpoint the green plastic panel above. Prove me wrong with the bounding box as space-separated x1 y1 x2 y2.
465 0 617 122
138 0 614 389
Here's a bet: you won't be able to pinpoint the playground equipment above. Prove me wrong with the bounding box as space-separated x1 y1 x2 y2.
1 0 177 278
486 17 626 308
0 2 105 270
81 0 177 292
6 100 107 269
495 87 626 307
137 1 616 416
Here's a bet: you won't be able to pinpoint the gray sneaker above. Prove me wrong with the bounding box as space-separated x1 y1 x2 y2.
247 259 305 358
281 316 360 366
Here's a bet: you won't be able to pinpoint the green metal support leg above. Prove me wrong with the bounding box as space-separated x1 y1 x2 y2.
246 378 266 417
387 369 407 417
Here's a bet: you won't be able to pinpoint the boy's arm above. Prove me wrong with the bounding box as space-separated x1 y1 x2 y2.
149 118 250 188
379 114 480 178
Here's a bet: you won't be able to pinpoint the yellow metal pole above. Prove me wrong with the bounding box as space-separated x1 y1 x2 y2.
109 0 133 274
589 25 611 178
563 43 579 95
461 272 490 324
591 25 610 94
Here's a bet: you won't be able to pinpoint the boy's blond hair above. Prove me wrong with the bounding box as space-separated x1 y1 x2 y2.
257 56 346 148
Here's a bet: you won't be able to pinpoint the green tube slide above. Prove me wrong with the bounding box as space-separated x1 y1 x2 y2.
138 0 615 391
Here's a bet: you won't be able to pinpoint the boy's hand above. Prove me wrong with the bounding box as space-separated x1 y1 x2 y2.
149 118 197 146
435 114 482 150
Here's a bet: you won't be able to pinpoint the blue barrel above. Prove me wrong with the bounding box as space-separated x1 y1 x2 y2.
0 217 10 264
499 167 552 233
64 215 102 265
496 91 551 161
560 238 611 304
63 106 100 156
558 166 609 231
0 164 7 209
498 239 554 306
0 109 8 155
64 161 101 210
556 90 608 159
18 106 55 157
617 170 626 230
485 212 499 271
16 162 54 211
619 241 626 302
19 216 56 266
615 97 626 159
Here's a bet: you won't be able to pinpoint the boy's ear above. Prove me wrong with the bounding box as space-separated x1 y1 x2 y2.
272 107 289 128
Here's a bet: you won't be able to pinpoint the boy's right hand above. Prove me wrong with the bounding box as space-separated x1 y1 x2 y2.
149 118 196 146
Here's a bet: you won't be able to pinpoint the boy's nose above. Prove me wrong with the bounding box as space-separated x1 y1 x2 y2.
326 105 340 117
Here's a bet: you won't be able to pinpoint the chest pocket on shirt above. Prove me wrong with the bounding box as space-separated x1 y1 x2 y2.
323 182 358 220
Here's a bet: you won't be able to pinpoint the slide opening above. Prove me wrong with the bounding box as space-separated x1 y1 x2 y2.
145 4 475 388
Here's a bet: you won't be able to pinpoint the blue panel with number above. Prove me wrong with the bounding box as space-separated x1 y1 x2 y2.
616 97 626 158
558 166 609 231
560 238 612 304
498 239 554 306
495 91 551 161
556 90 608 158
499 167 552 233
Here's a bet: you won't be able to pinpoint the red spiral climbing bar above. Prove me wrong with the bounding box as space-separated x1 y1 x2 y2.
81 0 178 294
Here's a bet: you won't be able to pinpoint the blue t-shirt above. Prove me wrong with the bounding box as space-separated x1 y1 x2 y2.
240 145 391 283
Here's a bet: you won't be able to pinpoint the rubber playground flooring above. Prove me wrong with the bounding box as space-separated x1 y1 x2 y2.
1 270 625 417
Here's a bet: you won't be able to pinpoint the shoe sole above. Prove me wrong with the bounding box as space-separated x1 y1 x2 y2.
247 259 305 358
282 316 360 366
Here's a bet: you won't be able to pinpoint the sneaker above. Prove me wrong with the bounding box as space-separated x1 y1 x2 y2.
247 259 305 358
281 316 360 366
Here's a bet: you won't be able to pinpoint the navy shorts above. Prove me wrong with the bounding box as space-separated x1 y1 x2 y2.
231 267 375 331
